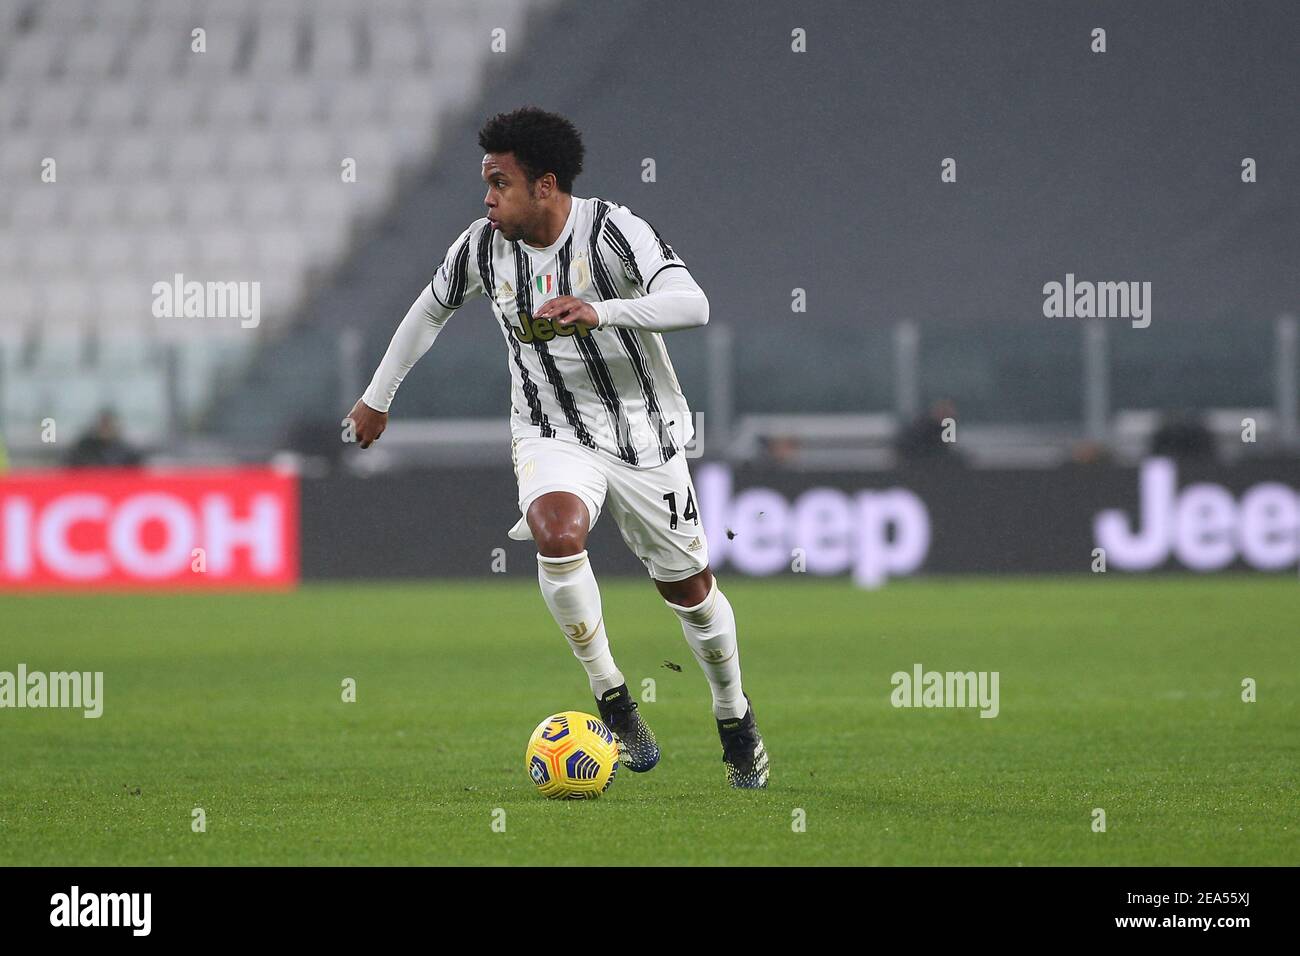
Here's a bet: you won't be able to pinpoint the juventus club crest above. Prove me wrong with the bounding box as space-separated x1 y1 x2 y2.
569 253 592 294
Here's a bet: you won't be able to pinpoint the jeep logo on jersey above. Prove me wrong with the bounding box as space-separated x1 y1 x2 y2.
512 311 592 343
534 274 553 295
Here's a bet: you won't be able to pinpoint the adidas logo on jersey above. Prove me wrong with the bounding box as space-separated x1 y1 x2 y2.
493 281 515 311
687 536 702 552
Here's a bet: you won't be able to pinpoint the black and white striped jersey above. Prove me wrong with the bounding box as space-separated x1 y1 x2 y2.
431 196 698 468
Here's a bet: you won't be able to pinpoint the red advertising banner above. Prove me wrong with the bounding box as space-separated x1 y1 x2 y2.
0 468 299 590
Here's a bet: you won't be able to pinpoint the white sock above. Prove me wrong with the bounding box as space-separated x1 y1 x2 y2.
665 578 746 720
536 550 624 697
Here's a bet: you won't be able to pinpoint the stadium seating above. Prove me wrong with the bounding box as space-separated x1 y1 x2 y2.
2 0 1294 466
0 0 541 447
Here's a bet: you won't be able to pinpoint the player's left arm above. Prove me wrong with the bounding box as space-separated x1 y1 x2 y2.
540 208 709 333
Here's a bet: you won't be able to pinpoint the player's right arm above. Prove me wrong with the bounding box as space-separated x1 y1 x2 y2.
348 221 486 448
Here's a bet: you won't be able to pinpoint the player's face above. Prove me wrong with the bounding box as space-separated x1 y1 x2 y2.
482 152 542 243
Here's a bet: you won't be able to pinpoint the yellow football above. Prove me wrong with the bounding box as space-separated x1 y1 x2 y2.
525 711 619 799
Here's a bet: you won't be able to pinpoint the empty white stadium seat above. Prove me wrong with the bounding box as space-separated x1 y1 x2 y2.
65 183 121 226
239 182 296 225
38 0 110 28
99 280 155 329
0 132 50 175
140 229 199 276
4 35 59 82
46 130 106 178
123 182 179 226
29 233 86 282
167 129 227 176
369 18 427 74
0 0 29 34
208 80 266 126
244 0 314 24
0 232 26 272
180 182 238 224
85 84 140 129
226 132 282 176
84 229 143 277
0 280 39 330
120 27 185 79
246 21 301 75
180 21 245 75
9 187 63 227
147 0 233 26
283 128 336 173
196 229 249 272
265 80 322 125
105 131 165 179
307 20 359 74
25 83 84 129
139 82 206 125
63 32 123 79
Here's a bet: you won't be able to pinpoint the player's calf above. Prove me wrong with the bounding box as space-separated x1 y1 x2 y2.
663 575 747 722
536 549 626 696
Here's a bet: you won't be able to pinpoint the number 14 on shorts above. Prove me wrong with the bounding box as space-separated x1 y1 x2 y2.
663 489 698 530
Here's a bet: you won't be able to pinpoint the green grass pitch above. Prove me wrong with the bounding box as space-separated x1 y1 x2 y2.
1 576 1296 866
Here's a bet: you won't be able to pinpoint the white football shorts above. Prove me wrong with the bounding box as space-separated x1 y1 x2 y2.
507 435 709 583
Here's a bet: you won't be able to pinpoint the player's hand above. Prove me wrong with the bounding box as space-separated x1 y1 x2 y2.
346 398 388 449
535 296 599 330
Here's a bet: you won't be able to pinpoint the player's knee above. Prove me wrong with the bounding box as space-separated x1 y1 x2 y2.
536 528 587 557
528 493 589 556
531 511 588 556
656 568 713 608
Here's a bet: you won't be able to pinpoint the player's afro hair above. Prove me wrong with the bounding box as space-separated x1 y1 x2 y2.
478 107 585 194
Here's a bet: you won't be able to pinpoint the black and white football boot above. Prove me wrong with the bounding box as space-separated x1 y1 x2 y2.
596 684 660 773
717 695 769 789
